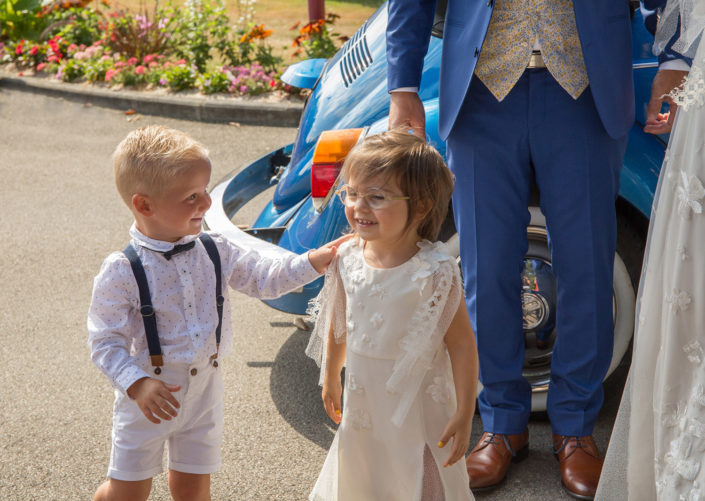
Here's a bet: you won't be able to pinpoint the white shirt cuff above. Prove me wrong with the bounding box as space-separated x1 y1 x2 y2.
115 365 151 396
298 252 324 281
390 87 419 93
660 59 691 72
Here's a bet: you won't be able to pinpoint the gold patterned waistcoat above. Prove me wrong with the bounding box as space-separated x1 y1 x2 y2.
474 0 589 102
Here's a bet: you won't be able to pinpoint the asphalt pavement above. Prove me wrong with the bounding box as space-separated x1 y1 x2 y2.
0 84 628 500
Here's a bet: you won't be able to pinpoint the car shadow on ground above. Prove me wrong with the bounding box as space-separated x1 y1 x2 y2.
266 326 339 450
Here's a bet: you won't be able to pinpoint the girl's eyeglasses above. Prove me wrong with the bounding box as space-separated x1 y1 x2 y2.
336 186 410 210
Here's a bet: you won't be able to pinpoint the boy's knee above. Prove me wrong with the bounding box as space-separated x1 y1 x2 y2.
94 478 151 501
169 471 211 501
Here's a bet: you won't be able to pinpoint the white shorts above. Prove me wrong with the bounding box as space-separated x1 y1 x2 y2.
107 359 224 481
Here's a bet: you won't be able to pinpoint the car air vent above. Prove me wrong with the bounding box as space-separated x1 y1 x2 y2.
339 21 373 87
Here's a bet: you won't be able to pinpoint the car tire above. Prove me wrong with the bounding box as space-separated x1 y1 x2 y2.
444 206 636 413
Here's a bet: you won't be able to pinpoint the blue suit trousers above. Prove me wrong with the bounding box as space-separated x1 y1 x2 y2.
447 69 627 436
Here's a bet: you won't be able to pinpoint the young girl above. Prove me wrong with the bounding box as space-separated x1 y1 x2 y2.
306 130 479 501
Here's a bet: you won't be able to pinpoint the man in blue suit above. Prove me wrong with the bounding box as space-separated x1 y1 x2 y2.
386 0 691 498
386 1 634 498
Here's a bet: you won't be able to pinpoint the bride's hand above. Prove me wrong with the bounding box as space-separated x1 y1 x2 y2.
645 69 690 135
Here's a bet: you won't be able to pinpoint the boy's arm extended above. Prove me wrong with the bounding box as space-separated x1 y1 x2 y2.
438 301 479 467
223 234 350 299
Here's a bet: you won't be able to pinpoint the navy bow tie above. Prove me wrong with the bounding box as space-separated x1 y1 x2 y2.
162 241 196 260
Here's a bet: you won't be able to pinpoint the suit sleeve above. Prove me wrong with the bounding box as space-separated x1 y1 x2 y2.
386 0 439 91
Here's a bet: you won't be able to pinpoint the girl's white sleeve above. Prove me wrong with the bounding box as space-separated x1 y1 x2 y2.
305 255 347 386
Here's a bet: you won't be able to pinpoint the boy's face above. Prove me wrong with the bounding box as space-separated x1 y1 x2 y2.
138 158 212 242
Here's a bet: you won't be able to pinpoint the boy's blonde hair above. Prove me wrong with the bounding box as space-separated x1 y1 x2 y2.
113 125 210 206
341 129 454 241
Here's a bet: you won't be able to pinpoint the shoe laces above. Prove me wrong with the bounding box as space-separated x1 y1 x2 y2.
553 436 586 455
483 433 517 456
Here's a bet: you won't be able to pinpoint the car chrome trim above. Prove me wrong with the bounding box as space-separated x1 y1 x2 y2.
632 61 659 69
340 20 374 87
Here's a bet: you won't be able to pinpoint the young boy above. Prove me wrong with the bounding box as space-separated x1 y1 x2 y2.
89 125 341 501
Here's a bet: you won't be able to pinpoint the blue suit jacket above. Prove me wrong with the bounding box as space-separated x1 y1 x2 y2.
387 0 635 140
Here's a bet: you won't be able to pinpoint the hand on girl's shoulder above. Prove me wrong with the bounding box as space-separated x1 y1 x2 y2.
308 234 355 274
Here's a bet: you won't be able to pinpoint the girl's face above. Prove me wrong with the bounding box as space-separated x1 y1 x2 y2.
342 174 415 246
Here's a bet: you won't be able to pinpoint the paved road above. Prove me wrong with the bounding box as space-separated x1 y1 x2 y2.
0 89 628 500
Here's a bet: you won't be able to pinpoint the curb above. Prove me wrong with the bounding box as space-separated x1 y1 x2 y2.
0 73 304 127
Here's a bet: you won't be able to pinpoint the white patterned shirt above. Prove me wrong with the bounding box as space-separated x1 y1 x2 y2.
88 224 320 394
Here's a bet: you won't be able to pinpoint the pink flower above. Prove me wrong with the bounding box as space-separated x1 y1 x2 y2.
36 63 46 71
176 59 186 65
148 61 158 68
105 69 118 82
127 57 138 65
240 85 248 94
47 55 58 63
143 54 156 64
159 77 168 86
29 46 38 56
68 43 78 52
135 65 146 75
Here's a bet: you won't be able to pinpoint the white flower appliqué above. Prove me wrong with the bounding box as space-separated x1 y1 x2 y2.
662 402 687 428
678 245 690 261
347 408 372 431
692 385 705 407
346 373 365 394
675 171 705 219
369 283 386 300
664 438 701 481
369 312 384 329
666 288 692 313
426 377 450 405
683 341 704 365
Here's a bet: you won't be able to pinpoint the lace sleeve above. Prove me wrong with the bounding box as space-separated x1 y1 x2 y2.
386 249 463 427
305 255 347 385
655 2 705 110
653 0 705 60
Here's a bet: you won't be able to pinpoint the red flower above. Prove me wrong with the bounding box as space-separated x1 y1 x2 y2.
29 46 38 56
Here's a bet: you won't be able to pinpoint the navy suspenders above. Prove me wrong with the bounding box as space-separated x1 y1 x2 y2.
123 233 224 375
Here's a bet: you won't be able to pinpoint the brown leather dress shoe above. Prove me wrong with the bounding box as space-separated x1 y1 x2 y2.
552 434 603 500
465 430 529 490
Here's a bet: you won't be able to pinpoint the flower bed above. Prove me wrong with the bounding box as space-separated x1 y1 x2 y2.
0 0 344 98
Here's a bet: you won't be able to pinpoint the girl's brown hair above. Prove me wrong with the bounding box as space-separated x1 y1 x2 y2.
341 129 454 241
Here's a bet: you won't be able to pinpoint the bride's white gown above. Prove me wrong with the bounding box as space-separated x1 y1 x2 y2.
596 3 705 499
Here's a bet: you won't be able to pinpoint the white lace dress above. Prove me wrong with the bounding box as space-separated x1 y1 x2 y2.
596 3 705 499
306 239 473 501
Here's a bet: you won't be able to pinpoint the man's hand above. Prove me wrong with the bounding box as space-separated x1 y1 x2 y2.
389 91 426 139
127 377 181 424
645 69 689 135
308 234 353 274
437 411 472 467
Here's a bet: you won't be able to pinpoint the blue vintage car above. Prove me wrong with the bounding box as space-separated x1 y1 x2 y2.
204 1 665 411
